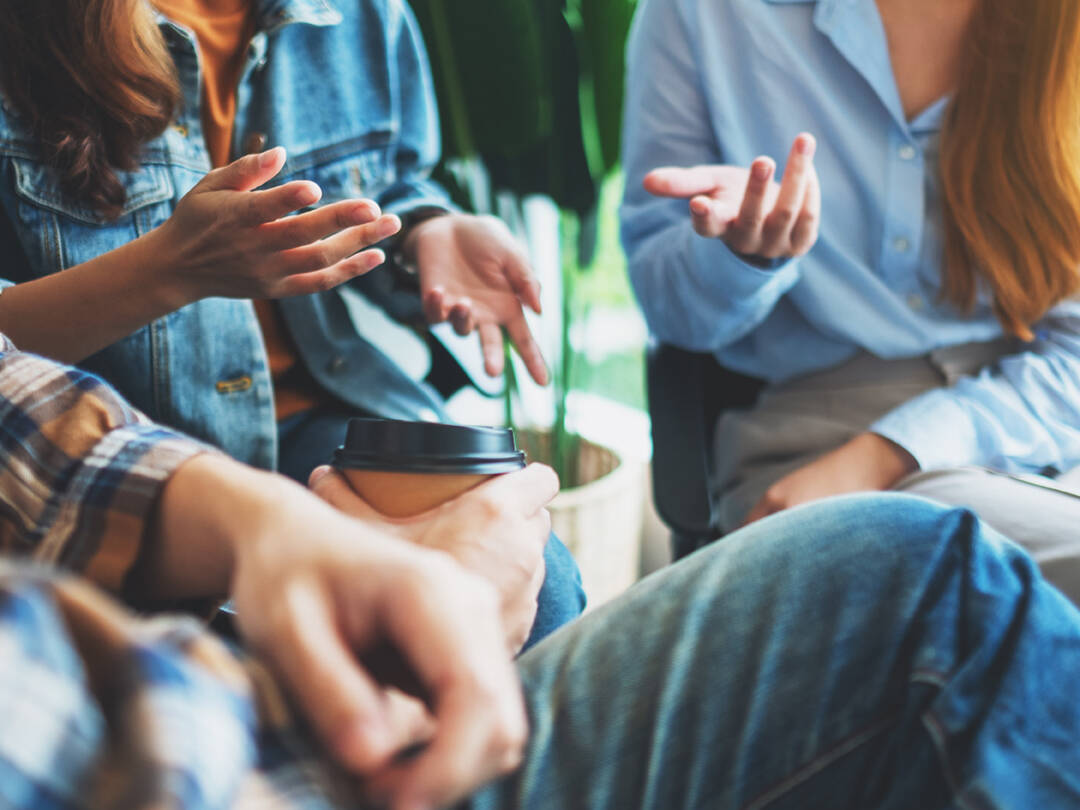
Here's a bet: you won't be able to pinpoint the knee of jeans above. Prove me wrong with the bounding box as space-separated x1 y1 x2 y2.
727 493 982 580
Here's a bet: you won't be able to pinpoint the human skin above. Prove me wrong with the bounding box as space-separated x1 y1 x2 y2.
132 451 552 810
0 147 401 364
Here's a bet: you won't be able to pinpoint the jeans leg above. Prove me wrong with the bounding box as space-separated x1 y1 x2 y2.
278 408 585 647
521 535 586 651
465 493 1080 810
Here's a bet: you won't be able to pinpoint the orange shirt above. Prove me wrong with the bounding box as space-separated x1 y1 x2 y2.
154 0 322 420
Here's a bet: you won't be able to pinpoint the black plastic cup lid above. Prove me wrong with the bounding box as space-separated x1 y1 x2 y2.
332 418 525 475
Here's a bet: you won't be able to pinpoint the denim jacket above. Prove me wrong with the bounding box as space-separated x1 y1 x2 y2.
0 0 456 469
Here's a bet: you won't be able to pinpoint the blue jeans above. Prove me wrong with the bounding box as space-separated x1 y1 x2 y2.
278 408 586 650
464 493 1080 808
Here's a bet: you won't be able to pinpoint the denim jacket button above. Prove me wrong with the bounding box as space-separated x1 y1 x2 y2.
243 132 268 154
326 355 347 374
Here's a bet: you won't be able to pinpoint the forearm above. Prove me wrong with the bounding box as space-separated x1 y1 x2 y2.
0 226 188 363
129 453 283 602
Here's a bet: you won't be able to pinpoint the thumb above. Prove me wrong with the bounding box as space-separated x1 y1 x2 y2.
198 146 287 193
309 466 385 521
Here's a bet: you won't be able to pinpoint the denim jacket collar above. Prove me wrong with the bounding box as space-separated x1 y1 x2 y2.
152 0 342 36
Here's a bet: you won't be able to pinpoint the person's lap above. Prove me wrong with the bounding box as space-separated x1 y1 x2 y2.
466 493 1080 809
277 407 586 649
712 348 1080 603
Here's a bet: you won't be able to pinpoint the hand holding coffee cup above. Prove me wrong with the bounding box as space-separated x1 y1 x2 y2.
310 419 558 653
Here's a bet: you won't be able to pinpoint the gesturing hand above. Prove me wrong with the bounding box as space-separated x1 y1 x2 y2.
404 213 549 385
156 146 402 304
309 463 558 654
644 133 821 261
741 432 918 527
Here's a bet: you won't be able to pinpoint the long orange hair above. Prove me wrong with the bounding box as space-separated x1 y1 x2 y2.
942 0 1080 339
0 0 179 219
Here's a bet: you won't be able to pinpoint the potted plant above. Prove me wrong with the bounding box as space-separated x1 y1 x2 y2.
410 0 646 604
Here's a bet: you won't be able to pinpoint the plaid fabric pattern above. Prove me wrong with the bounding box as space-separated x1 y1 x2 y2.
0 338 207 594
0 563 361 810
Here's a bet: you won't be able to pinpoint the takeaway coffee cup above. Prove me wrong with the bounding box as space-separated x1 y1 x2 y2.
331 418 526 517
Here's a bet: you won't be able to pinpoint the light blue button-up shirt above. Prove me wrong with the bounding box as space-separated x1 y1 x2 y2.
621 0 1080 475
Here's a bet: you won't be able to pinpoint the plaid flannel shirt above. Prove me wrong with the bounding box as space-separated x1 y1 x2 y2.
0 339 362 810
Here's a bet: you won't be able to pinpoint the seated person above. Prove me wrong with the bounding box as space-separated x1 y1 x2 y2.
621 0 1080 600
3 337 1080 809
0 0 583 642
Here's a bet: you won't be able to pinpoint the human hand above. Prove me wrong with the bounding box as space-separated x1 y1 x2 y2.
643 133 821 260
153 147 401 304
742 432 918 526
223 471 527 810
403 213 548 385
309 463 558 654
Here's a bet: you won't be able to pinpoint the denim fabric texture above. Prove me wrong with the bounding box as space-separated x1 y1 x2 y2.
466 493 1080 809
0 0 453 470
3 495 1079 808
277 407 587 648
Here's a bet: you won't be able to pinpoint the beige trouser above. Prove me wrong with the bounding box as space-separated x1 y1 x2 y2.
712 339 1080 603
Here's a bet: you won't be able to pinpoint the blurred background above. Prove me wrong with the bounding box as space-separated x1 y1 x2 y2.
401 0 667 605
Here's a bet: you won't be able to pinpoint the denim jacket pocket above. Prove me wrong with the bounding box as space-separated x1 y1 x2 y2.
283 130 397 203
9 157 175 274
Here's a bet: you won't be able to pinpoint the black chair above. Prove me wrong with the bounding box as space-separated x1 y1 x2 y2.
646 341 764 560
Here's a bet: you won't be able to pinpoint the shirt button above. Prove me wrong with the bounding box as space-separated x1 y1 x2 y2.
906 293 925 311
326 355 347 374
172 123 189 137
893 237 912 253
898 144 917 161
243 132 268 154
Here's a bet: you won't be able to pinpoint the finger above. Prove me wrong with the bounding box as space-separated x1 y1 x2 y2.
237 180 323 224
761 134 816 255
728 157 775 252
264 582 399 772
643 165 726 198
505 314 548 386
274 249 386 297
478 324 504 377
449 301 476 336
365 573 526 809
422 287 450 324
262 199 387 247
308 467 381 518
280 216 400 275
789 162 821 255
688 195 733 239
466 463 559 514
502 251 543 314
200 147 288 192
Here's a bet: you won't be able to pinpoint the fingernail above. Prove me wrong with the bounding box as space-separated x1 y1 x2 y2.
308 465 331 487
336 719 393 770
260 146 283 168
689 198 709 216
752 160 772 180
295 183 321 205
797 135 816 157
377 214 402 236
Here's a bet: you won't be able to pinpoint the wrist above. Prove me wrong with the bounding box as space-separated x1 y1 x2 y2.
397 208 453 265
136 221 203 310
857 432 918 488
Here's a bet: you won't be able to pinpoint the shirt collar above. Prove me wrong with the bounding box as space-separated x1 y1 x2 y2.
763 0 932 135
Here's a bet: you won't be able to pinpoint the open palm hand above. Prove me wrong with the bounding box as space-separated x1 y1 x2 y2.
406 214 548 385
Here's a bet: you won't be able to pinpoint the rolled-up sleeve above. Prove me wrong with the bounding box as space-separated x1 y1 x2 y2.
0 337 210 593
872 304 1080 474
